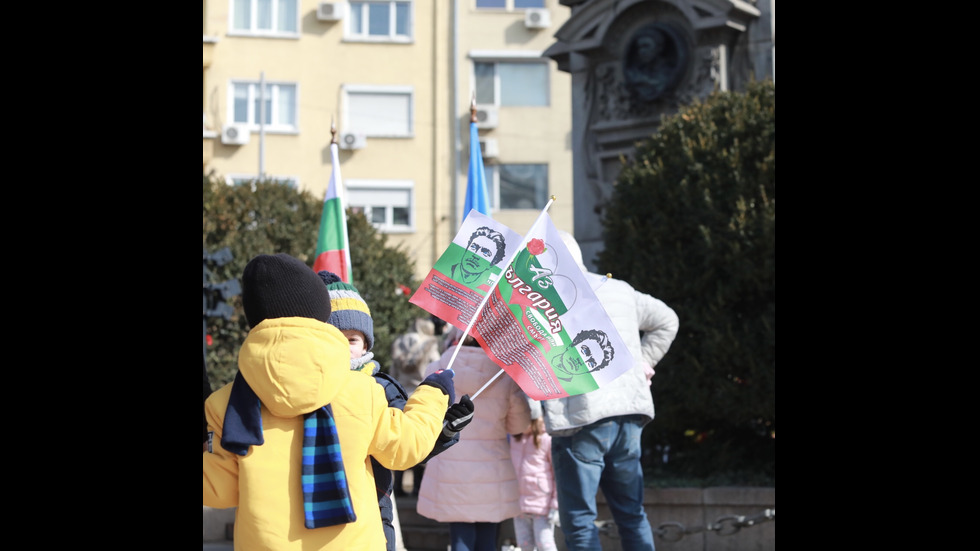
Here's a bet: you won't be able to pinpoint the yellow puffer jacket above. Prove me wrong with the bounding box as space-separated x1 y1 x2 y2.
203 317 448 550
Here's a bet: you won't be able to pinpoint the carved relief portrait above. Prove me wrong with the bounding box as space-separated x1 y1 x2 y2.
623 23 689 103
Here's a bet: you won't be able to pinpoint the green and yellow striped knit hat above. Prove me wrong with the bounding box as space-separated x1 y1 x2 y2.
317 271 374 352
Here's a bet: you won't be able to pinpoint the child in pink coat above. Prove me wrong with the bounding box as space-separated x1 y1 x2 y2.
509 416 559 551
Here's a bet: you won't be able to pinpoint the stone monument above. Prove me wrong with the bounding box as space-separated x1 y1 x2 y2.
545 0 774 270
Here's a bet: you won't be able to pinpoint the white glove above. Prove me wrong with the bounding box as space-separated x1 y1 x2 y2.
548 508 560 527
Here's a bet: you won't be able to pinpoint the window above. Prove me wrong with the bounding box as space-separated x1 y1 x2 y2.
343 85 414 137
473 56 549 107
230 0 299 36
348 1 412 42
230 81 298 132
484 164 548 210
476 0 544 8
347 180 414 232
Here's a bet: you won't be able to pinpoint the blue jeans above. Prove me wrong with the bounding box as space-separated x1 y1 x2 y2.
552 415 655 551
449 521 499 551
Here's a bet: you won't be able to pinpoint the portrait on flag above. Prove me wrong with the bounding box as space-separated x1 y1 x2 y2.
411 211 521 328
450 224 506 289
410 211 633 401
552 328 615 382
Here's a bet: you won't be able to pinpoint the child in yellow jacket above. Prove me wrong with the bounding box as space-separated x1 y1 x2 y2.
203 253 456 550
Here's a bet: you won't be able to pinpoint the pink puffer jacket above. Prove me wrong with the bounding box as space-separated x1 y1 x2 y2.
509 425 558 516
416 344 532 523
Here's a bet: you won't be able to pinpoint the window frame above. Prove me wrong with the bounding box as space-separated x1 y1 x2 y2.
474 0 545 10
345 0 414 43
345 179 416 233
341 84 415 138
469 50 550 108
483 163 549 211
227 0 301 38
225 174 300 189
228 80 300 133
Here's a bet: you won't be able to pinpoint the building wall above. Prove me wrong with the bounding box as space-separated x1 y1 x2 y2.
203 1 572 282
454 3 574 240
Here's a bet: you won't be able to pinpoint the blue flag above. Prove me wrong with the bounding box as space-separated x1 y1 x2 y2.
463 120 490 221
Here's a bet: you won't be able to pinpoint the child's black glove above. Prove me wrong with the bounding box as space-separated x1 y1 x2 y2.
420 369 455 405
442 395 475 438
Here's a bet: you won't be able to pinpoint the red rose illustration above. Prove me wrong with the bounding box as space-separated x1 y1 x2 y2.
206 334 213 346
528 238 546 256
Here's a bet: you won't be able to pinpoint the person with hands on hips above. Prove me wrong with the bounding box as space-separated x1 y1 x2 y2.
535 232 680 551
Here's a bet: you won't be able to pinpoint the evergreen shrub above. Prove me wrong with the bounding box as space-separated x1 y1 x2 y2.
203 175 428 391
599 80 775 485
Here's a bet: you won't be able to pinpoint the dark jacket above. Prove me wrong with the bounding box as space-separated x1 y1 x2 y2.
371 368 459 551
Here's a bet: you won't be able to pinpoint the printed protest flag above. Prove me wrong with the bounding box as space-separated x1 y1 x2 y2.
462 101 490 222
410 209 521 332
313 139 353 283
410 210 633 400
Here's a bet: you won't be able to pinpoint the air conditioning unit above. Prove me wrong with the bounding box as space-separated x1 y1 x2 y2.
524 8 551 29
339 132 367 150
480 138 499 159
221 124 250 146
474 106 498 129
317 2 346 21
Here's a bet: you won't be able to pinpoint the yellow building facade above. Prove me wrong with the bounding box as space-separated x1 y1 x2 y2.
203 0 573 281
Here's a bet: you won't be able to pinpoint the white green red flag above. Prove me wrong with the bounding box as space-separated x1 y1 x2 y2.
313 142 353 282
409 210 633 400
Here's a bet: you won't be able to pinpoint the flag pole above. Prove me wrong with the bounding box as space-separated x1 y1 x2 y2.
443 195 557 397
331 120 354 283
314 119 354 283
471 369 506 400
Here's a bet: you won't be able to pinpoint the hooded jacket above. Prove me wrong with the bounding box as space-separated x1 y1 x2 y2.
203 317 448 550
509 426 558 516
416 344 532 523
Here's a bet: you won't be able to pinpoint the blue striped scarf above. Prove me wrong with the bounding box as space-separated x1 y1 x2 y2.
222 372 355 529
302 405 356 528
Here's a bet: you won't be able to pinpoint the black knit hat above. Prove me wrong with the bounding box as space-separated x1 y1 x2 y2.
241 253 332 328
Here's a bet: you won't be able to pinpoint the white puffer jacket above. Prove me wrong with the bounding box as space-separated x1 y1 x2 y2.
416 344 532 523
533 273 678 435
532 232 680 435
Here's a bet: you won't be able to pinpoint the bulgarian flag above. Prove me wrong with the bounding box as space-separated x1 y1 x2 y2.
410 209 633 400
313 140 353 282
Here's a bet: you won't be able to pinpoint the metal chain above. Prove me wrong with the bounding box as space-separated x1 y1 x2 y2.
595 508 775 542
